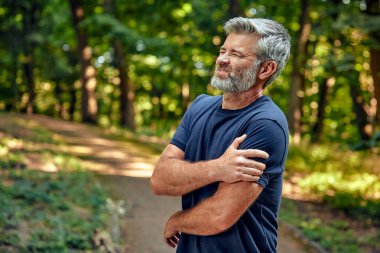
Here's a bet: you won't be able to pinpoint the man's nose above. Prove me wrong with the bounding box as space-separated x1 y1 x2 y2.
218 53 230 64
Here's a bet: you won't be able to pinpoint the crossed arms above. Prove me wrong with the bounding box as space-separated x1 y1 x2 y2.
150 134 269 248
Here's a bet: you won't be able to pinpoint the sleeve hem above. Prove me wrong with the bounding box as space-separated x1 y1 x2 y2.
257 178 268 188
170 139 186 152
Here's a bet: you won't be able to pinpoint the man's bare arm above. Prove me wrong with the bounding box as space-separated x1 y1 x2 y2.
163 181 263 247
150 134 268 196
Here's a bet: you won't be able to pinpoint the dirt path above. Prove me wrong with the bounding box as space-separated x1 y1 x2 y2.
26 114 316 253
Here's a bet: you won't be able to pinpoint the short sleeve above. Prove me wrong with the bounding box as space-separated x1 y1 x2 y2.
170 110 190 152
238 119 288 189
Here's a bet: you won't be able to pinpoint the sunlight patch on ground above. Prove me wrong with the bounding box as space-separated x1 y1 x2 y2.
24 154 59 172
62 145 94 155
97 169 153 178
96 150 130 159
80 160 154 178
86 137 116 146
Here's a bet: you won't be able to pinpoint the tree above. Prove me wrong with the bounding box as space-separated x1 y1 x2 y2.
228 0 242 18
364 0 380 127
104 0 135 130
21 1 42 114
288 0 311 144
68 0 98 124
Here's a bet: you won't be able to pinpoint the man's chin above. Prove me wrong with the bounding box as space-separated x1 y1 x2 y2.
214 73 229 80
211 79 234 92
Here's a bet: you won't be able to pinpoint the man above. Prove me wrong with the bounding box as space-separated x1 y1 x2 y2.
151 17 291 253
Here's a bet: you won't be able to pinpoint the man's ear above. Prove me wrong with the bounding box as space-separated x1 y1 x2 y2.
258 61 277 81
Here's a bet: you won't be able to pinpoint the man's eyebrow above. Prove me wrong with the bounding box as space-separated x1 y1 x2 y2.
219 47 253 56
219 47 244 53
230 49 244 54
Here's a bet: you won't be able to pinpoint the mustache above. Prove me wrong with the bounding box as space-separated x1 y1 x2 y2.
215 65 233 73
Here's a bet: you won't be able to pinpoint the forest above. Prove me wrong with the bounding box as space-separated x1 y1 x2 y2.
0 0 380 252
0 0 378 144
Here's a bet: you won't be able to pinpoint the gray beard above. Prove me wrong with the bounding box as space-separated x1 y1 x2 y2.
211 61 260 93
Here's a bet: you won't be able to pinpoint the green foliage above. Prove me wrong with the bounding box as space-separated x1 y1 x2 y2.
351 131 380 150
1 0 377 148
0 121 109 252
301 218 359 253
286 142 380 221
0 152 25 170
324 193 380 219
280 199 380 253
0 167 108 252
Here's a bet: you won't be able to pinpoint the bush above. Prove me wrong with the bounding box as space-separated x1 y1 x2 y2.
286 143 380 221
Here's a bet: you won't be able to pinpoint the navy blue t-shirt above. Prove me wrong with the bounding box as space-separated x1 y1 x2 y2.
170 94 289 253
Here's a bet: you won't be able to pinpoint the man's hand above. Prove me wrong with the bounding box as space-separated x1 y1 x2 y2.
212 134 269 183
164 214 181 248
151 134 269 196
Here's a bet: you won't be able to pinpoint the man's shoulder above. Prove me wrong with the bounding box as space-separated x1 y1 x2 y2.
192 94 221 105
251 96 286 120
188 94 221 112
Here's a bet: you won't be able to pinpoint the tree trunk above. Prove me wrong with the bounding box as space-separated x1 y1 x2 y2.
365 0 380 127
9 2 19 112
22 60 35 114
55 82 65 119
288 0 311 144
21 2 38 115
312 77 333 142
114 41 136 130
69 83 77 121
228 0 242 18
104 0 135 130
68 0 97 124
11 51 19 111
157 90 164 119
311 0 340 142
350 84 372 140
369 49 380 126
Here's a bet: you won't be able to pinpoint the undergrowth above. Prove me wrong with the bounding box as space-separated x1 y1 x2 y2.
0 117 112 252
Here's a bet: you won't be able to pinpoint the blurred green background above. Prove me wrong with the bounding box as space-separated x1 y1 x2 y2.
0 0 379 252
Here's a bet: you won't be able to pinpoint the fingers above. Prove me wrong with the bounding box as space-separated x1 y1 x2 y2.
239 164 265 175
239 174 261 182
231 134 247 148
165 232 180 248
234 165 263 181
240 159 266 171
239 149 269 159
166 236 178 248
173 233 180 244
166 237 177 248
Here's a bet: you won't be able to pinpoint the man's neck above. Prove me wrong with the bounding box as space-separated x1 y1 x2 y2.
222 86 263 110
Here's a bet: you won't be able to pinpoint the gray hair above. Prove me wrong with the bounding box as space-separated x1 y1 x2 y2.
224 17 291 88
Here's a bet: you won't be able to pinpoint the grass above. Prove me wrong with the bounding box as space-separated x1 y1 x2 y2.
0 116 115 252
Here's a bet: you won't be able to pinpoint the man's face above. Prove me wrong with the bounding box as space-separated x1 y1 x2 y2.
211 32 261 92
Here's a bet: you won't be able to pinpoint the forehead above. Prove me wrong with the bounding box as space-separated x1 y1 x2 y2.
222 32 259 51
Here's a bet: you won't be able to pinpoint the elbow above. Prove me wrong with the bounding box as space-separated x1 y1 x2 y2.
207 211 235 235
150 178 182 196
150 175 164 195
